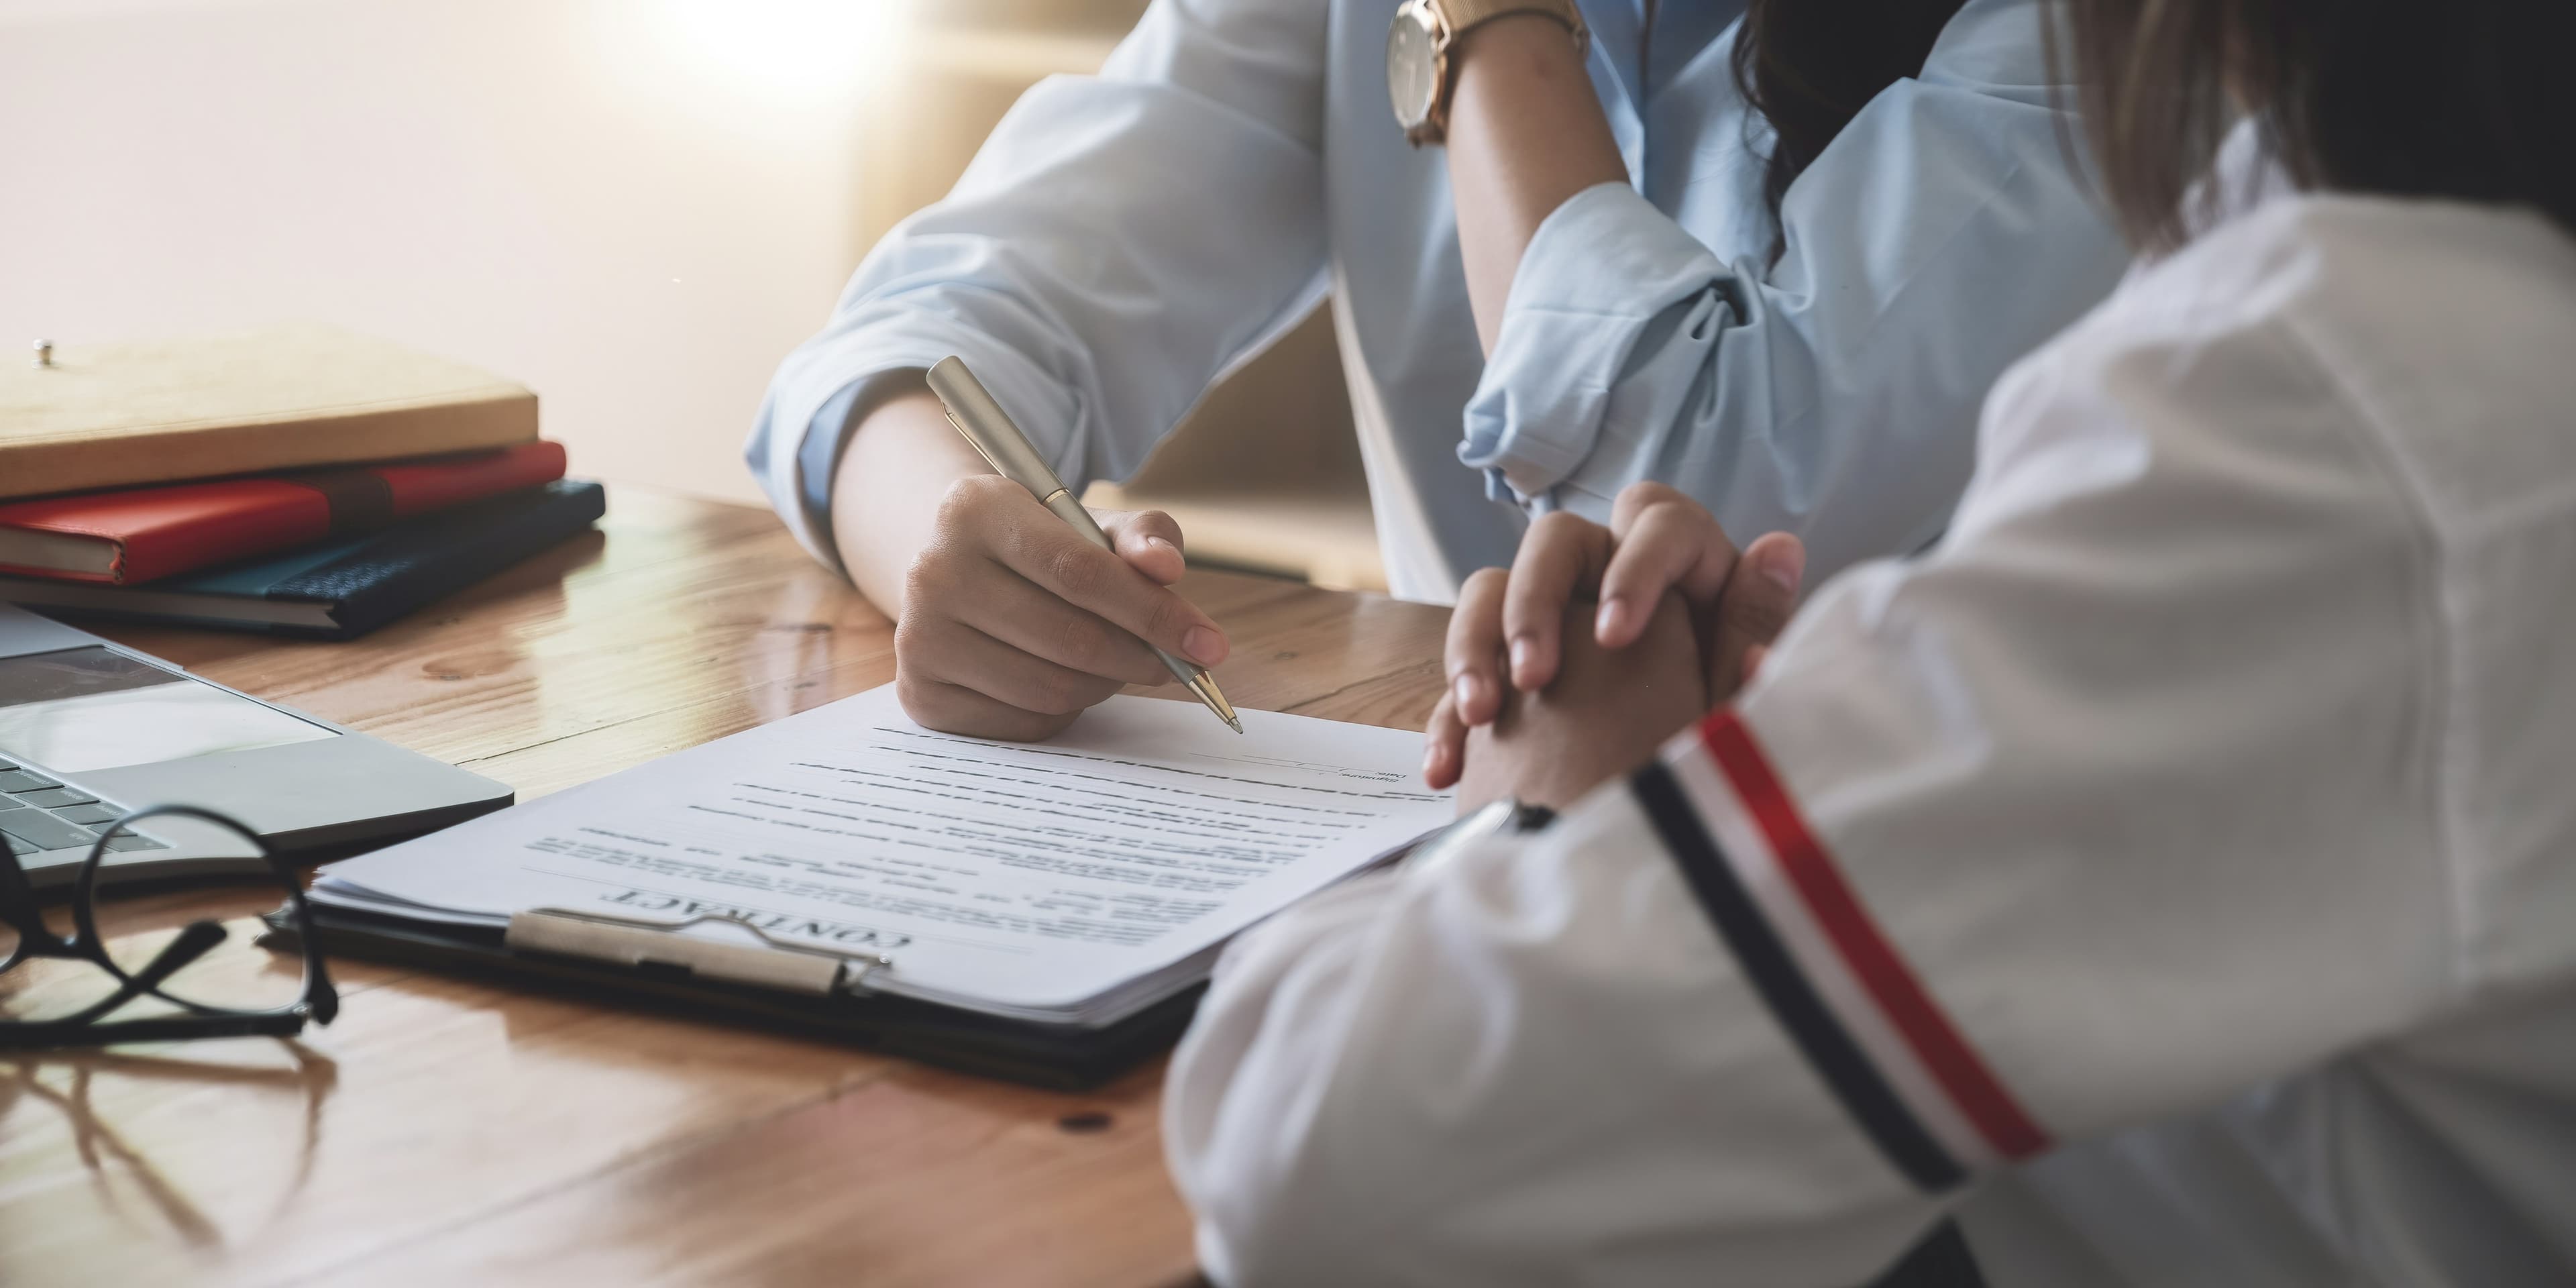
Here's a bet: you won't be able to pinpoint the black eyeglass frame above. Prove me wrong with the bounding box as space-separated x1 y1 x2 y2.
0 804 337 1049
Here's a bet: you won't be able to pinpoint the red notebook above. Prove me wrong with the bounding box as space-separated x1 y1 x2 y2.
0 441 568 585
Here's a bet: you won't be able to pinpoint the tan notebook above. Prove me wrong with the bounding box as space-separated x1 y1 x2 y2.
1 327 538 500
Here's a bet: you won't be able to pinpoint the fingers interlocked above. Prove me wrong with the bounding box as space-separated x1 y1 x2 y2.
1426 482 1806 794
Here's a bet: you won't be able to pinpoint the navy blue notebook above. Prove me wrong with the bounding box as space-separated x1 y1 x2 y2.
0 480 606 641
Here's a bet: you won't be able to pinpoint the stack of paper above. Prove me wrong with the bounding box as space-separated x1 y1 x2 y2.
312 688 1452 1027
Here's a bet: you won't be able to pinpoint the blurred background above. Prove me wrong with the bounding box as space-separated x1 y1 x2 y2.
0 0 1383 589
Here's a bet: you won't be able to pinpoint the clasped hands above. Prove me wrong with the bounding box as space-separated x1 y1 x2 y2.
1426 483 1805 814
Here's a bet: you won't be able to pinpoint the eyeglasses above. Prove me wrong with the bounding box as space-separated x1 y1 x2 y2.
0 805 337 1048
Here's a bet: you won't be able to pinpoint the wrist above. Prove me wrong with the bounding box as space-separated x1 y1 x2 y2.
831 385 984 616
1448 15 1609 155
1452 11 1590 78
1389 0 1587 146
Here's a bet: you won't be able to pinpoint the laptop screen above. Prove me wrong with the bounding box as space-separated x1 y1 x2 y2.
0 646 335 774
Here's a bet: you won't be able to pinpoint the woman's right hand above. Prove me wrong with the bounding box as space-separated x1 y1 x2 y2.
892 474 1230 741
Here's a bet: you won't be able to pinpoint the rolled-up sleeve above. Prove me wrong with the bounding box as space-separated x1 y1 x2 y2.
1458 181 1735 504
1458 0 2130 580
747 0 1333 572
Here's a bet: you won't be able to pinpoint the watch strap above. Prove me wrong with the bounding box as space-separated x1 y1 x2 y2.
1439 0 1587 46
1414 0 1591 145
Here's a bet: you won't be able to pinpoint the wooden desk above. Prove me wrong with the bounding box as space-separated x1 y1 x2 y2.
0 490 1447 1287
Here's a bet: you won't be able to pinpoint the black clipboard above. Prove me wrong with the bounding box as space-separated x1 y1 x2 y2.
260 904 1201 1090
259 800 1542 1091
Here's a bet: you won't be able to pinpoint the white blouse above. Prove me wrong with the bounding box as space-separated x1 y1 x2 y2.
1165 191 2576 1286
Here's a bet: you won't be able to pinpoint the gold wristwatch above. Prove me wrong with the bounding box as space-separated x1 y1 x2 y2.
1386 0 1590 147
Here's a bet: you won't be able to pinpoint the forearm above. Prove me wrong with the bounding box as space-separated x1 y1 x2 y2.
828 386 991 618
1443 15 1625 354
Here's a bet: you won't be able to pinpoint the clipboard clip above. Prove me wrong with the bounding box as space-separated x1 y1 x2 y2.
504 908 896 998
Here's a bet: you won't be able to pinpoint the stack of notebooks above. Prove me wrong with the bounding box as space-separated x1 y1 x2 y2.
0 327 606 639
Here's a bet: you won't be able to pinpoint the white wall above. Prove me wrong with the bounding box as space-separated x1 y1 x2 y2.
0 0 925 504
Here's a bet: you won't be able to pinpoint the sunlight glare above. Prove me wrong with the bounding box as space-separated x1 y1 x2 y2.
658 0 915 98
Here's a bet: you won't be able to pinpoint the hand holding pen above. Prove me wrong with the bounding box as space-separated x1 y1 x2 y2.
884 358 1240 741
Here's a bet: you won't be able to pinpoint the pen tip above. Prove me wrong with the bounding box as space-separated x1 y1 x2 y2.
1228 716 1244 734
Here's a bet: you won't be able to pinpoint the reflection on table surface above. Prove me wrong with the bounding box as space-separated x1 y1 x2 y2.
3 1037 339 1254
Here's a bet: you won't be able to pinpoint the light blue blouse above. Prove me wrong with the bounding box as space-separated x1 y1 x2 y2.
746 0 2127 601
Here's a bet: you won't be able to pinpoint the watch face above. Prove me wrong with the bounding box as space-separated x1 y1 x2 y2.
1387 4 1440 129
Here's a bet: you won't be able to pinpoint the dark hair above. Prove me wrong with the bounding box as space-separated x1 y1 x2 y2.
1730 0 1969 259
2058 0 2576 251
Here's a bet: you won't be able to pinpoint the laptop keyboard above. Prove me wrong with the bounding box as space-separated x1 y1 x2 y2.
0 758 169 859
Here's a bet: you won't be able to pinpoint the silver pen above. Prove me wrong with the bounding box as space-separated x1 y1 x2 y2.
925 356 1243 734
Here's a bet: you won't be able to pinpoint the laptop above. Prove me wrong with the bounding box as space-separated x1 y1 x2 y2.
0 603 511 885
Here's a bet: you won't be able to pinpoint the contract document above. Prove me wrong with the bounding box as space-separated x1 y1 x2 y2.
311 687 1450 1026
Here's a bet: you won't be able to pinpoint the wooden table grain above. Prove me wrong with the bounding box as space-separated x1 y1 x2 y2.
0 490 1448 1288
